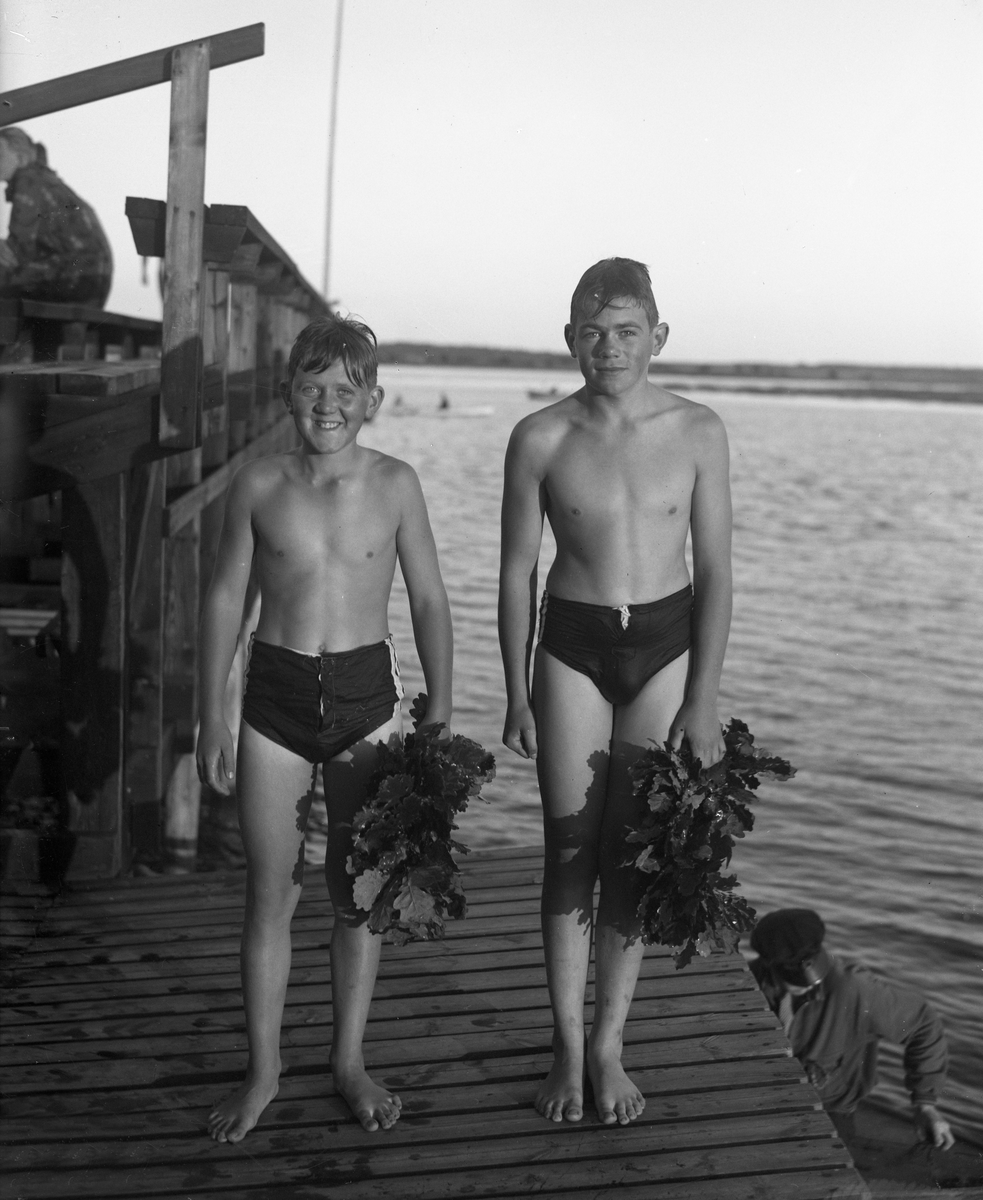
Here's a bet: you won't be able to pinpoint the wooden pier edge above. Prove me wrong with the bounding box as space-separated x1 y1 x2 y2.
0 847 870 1199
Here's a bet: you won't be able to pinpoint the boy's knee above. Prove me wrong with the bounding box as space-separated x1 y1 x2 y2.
246 879 302 922
544 842 597 878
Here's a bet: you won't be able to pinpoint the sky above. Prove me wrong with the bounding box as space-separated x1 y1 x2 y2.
1 0 981 365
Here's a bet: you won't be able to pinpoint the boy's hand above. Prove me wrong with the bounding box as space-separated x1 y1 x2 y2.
914 1104 955 1150
669 700 724 769
503 702 538 759
196 720 236 795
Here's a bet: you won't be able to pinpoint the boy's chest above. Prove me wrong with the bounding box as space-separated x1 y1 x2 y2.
546 429 695 515
252 483 398 563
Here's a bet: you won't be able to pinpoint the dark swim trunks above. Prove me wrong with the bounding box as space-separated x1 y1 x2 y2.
538 585 693 706
241 636 403 763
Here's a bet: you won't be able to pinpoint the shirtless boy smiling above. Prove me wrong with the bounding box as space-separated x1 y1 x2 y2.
197 315 452 1141
499 258 732 1125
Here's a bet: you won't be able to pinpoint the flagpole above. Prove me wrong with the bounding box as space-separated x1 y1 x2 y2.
322 0 344 304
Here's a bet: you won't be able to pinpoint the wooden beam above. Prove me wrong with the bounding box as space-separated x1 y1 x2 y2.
19 300 161 333
198 270 230 648
5 361 161 397
227 280 258 453
163 413 296 534
125 198 329 313
159 41 210 449
124 461 165 865
0 24 263 126
60 477 127 879
162 452 201 872
201 270 230 470
9 393 157 501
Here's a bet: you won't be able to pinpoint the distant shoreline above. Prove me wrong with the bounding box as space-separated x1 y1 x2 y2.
376 343 983 404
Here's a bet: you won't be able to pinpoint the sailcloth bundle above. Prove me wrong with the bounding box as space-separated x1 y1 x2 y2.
626 718 795 968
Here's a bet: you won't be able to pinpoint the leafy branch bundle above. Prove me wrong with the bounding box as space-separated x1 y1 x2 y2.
626 718 795 969
346 695 496 945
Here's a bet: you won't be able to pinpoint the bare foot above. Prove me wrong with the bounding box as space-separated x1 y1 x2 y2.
587 1045 645 1126
208 1073 279 1142
333 1062 401 1132
535 1040 584 1123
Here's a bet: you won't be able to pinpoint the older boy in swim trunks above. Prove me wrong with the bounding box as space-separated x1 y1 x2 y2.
197 314 453 1141
499 258 732 1125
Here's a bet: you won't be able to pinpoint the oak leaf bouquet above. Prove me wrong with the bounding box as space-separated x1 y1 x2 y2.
346 695 496 945
626 717 795 969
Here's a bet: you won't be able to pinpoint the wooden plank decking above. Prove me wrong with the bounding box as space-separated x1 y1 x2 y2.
1 847 868 1199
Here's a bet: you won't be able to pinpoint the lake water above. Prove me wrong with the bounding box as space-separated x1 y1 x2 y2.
362 364 983 1142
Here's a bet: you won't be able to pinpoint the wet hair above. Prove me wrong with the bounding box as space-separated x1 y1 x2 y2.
285 313 378 391
569 257 659 330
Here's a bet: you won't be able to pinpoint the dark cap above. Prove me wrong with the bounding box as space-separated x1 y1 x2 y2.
750 908 826 965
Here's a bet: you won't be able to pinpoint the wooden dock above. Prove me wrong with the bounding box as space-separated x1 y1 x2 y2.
1 847 868 1199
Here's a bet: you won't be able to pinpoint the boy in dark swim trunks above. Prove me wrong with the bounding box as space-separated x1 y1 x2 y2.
197 314 452 1142
499 258 732 1126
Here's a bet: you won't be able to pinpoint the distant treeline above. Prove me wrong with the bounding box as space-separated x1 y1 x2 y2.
376 342 982 386
377 343 576 371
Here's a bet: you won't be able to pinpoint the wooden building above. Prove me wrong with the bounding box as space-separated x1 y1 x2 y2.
1 25 328 881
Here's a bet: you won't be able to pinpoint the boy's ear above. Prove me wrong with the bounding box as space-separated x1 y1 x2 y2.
367 385 384 415
651 322 669 357
564 323 576 358
280 379 292 408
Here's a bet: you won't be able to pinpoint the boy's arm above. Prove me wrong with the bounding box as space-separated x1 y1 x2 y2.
395 466 454 730
195 468 257 793
670 410 732 768
498 423 546 759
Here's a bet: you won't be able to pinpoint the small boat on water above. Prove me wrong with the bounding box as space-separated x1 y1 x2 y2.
387 400 493 419
527 386 563 401
433 404 493 418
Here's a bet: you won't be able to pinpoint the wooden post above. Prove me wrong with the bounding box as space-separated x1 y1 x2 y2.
227 280 258 454
201 267 230 470
159 40 210 448
161 449 201 871
158 40 209 865
124 461 165 865
253 293 275 439
199 266 230 668
60 477 127 878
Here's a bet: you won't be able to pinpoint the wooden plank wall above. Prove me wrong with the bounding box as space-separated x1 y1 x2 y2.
2 265 316 881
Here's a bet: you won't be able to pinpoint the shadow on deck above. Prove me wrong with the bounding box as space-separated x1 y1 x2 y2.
1 846 868 1198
